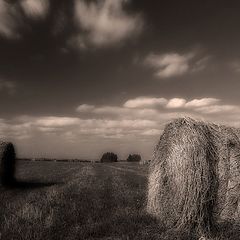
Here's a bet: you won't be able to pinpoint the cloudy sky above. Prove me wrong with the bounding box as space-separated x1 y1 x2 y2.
1 0 240 159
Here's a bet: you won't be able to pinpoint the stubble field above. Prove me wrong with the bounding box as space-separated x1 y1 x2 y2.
0 161 239 240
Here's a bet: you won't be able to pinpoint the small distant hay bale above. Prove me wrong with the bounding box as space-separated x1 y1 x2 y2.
127 154 141 162
147 117 240 236
140 159 151 165
100 152 118 163
0 141 16 186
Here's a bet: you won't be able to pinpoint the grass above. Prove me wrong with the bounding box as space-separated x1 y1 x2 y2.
0 161 239 240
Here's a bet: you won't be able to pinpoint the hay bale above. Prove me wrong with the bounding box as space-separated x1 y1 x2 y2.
147 117 240 236
0 141 16 186
100 152 118 163
140 159 151 165
233 127 240 140
127 154 141 162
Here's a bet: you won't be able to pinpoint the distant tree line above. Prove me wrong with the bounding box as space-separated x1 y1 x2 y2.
126 154 141 162
100 152 118 162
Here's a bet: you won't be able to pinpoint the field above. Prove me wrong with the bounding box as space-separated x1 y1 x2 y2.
0 161 239 240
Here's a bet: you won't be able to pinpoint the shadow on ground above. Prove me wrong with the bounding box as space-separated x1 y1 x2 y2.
3 179 63 189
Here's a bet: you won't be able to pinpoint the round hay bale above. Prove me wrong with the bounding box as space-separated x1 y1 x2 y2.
100 152 118 163
147 117 240 236
140 159 151 165
0 141 16 186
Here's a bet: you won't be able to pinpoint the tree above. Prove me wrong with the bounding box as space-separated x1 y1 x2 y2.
100 152 118 162
127 154 141 162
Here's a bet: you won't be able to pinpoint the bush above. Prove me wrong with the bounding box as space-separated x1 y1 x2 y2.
126 154 141 162
0 141 16 186
100 152 118 162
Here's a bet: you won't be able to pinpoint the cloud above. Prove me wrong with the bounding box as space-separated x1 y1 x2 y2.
0 119 32 140
20 0 49 20
0 0 142 45
2 96 240 159
0 0 49 40
0 79 16 94
0 0 21 39
196 105 240 114
3 96 239 144
90 105 162 120
76 96 238 122
145 51 209 78
141 129 161 136
166 98 187 109
0 115 160 143
123 97 219 110
185 98 220 108
192 55 211 72
163 97 237 114
72 0 143 48
34 117 80 127
76 104 95 112
145 53 193 78
124 97 167 108
76 96 240 126
93 106 128 115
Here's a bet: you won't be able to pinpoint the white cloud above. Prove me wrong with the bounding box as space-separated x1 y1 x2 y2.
196 105 240 114
141 129 161 136
92 105 161 120
166 98 187 109
124 97 167 108
145 53 193 78
185 98 220 108
34 117 80 127
164 97 238 115
0 1 21 39
0 0 49 39
145 51 209 78
3 97 239 144
76 96 240 124
76 97 240 120
0 119 32 140
104 119 157 129
1 96 240 159
20 0 49 19
76 104 95 112
93 106 128 115
123 96 219 111
73 0 143 48
0 115 160 142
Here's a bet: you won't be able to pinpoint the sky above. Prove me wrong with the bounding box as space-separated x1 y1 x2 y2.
0 0 240 160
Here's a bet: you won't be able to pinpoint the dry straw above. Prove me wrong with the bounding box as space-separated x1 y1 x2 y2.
147 117 240 236
0 141 16 186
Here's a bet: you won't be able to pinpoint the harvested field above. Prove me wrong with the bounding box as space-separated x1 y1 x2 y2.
0 160 239 240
